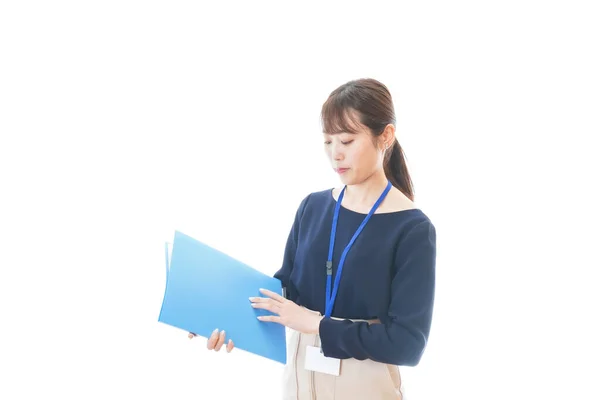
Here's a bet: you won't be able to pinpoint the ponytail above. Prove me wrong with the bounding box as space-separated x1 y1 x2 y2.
384 139 414 201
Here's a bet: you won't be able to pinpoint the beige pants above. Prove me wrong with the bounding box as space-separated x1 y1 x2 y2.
281 317 404 399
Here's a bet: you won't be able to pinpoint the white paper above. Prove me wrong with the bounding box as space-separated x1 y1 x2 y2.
304 345 340 376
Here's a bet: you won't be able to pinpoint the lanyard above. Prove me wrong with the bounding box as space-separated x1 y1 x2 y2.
325 180 392 318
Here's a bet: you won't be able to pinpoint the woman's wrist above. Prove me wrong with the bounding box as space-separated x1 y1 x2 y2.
312 315 324 334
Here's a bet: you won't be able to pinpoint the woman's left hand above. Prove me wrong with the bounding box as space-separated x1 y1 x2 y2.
250 288 323 334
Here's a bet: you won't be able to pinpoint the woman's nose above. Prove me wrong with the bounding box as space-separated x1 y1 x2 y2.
331 143 344 161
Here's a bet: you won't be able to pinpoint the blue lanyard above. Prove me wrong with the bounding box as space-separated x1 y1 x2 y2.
325 181 392 318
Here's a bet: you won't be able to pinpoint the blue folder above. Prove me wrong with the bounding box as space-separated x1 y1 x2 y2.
158 230 287 364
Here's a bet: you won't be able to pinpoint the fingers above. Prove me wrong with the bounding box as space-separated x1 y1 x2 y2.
200 329 234 353
214 330 227 352
250 299 280 313
258 288 286 303
249 296 274 304
206 328 219 350
257 315 282 324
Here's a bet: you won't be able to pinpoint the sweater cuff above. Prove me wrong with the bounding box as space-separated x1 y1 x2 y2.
318 317 351 359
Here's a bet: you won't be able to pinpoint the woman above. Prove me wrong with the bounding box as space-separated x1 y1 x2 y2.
193 78 437 399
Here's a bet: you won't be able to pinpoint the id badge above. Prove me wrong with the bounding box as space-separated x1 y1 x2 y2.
304 345 341 376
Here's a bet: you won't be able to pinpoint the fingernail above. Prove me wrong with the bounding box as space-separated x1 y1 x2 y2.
213 328 218 334
249 297 254 301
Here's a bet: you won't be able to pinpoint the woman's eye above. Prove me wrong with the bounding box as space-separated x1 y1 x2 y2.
324 139 352 145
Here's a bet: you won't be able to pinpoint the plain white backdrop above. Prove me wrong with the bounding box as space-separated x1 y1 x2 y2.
1 1 599 399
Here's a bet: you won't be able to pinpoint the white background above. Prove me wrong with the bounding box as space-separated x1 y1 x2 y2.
1 1 599 399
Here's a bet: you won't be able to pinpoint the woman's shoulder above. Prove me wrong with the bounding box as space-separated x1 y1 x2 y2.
378 186 418 214
287 187 333 220
296 187 335 208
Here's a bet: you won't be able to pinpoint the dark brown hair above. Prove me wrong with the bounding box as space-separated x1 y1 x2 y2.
320 78 415 201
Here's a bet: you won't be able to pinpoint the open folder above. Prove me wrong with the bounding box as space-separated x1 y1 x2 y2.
158 231 287 364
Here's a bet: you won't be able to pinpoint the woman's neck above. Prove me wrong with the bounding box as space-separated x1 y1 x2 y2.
343 170 390 208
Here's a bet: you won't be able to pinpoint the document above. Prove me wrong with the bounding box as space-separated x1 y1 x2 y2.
158 230 287 364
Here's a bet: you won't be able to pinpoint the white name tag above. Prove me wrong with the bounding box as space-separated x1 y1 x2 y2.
304 345 341 376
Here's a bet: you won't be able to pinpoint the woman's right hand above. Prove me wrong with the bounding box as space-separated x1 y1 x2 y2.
188 329 235 353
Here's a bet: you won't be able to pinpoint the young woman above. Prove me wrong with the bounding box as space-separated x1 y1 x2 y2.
194 78 437 399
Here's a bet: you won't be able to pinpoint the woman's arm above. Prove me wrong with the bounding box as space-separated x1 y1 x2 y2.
318 219 437 366
273 194 311 300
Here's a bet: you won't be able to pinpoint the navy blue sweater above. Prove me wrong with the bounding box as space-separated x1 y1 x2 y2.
274 188 436 367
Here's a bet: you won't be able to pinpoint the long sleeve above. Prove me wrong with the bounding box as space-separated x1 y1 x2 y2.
273 194 311 300
318 219 437 366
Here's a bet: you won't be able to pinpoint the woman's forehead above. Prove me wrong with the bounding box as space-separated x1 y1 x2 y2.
322 106 365 134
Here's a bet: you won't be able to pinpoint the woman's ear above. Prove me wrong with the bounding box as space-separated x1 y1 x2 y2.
381 124 396 150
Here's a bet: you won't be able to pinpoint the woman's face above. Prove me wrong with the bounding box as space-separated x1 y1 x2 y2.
323 121 385 186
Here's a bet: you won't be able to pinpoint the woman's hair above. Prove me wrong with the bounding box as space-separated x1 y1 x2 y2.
320 78 415 201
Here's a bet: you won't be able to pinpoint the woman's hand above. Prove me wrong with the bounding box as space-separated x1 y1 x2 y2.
188 329 235 353
250 288 323 334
